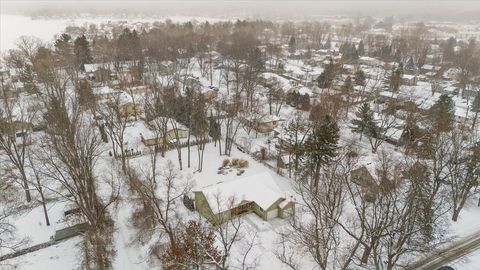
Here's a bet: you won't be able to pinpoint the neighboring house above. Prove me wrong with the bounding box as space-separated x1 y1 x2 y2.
0 120 33 145
193 172 295 224
377 91 399 104
118 68 140 84
119 102 142 118
384 127 405 146
84 63 116 83
342 64 357 75
92 86 119 100
242 115 281 133
359 56 384 67
401 74 417 86
443 67 462 81
102 91 142 118
142 117 189 147
420 64 441 75
203 51 223 68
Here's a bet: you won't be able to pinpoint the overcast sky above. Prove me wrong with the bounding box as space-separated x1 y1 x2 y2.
2 0 480 21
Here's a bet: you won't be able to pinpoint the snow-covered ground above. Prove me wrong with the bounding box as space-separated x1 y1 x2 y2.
3 237 83 270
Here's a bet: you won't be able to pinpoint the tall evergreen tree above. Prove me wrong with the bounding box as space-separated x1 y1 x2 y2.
74 35 93 71
358 40 365 56
54 33 73 64
323 36 331 49
302 114 339 189
317 59 335 88
288 36 296 53
355 69 366 86
351 103 375 140
443 37 456 63
389 65 403 92
284 119 307 175
430 94 455 132
342 76 353 93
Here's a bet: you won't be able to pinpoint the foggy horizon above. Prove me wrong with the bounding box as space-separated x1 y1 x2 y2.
2 0 480 22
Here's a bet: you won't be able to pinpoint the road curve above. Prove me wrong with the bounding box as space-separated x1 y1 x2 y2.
406 230 480 270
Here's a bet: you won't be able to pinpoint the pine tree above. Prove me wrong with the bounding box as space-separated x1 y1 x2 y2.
355 69 366 86
317 59 335 88
323 36 331 49
358 40 365 55
54 33 72 63
302 114 339 189
74 35 93 71
443 37 456 63
351 103 375 140
342 76 353 93
284 120 307 174
351 43 359 60
430 94 455 132
19 64 38 93
288 36 296 53
394 49 402 63
389 65 403 92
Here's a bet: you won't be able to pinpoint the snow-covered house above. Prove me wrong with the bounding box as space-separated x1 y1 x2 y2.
143 117 189 147
420 64 441 75
359 56 384 67
84 63 116 83
242 114 282 134
443 68 462 81
193 172 294 224
401 74 417 86
92 86 119 100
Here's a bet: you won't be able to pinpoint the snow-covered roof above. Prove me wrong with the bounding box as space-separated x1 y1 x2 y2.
93 86 117 96
379 91 398 99
195 172 286 213
385 128 403 141
359 56 384 66
297 86 313 96
421 64 441 71
402 74 416 80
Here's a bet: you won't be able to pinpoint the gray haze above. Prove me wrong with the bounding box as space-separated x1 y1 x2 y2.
2 0 480 21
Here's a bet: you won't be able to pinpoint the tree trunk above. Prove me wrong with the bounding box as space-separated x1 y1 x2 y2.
39 189 50 226
452 208 460 222
187 131 191 168
20 169 32 202
360 246 372 265
472 112 478 130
